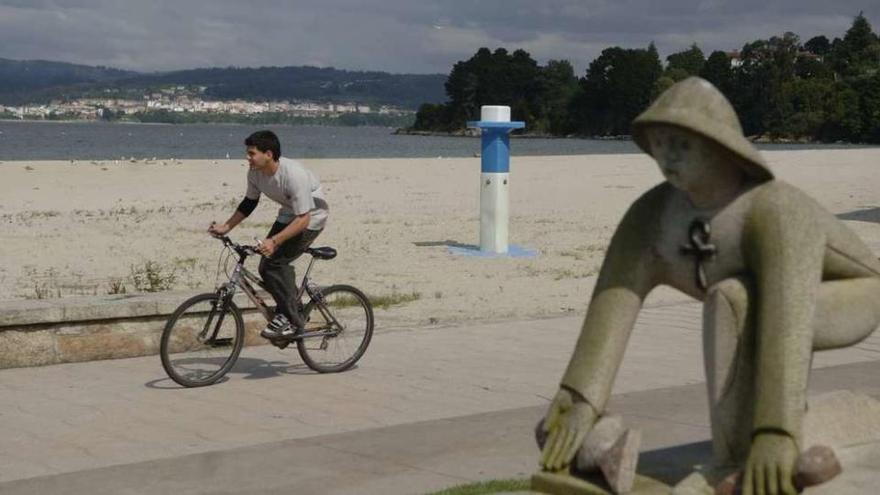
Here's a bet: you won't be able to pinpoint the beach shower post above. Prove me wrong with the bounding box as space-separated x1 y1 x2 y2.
468 106 525 254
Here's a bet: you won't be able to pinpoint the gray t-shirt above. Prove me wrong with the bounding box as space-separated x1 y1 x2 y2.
245 157 328 230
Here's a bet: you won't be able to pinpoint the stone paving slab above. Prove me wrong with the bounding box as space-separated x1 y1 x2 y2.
1 359 877 495
0 301 878 491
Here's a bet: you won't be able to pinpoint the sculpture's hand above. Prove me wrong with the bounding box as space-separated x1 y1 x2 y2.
742 432 798 495
539 388 598 471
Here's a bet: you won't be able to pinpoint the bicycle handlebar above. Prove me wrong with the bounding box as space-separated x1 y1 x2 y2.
210 233 260 256
211 231 330 263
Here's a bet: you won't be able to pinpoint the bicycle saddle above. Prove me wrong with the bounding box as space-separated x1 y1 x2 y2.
307 246 337 260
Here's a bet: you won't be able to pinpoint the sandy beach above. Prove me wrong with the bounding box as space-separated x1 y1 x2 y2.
2 149 880 329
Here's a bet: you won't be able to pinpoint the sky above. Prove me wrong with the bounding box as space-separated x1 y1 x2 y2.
0 1 877 75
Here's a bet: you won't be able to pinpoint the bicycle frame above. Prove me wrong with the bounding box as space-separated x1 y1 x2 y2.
225 261 273 321
220 244 341 340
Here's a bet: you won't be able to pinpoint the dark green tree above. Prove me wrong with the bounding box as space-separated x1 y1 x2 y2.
651 75 677 101
828 13 880 77
735 32 800 136
507 48 543 124
412 17 880 142
412 103 450 131
851 72 880 142
804 35 831 56
575 43 663 136
535 59 579 134
818 82 862 141
666 43 706 77
444 48 488 124
440 47 543 126
786 78 833 138
794 52 833 80
699 51 736 98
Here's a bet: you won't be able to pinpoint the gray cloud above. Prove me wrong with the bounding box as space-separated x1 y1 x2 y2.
0 1 876 75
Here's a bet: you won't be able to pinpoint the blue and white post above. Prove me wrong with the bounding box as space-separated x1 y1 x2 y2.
468 106 525 254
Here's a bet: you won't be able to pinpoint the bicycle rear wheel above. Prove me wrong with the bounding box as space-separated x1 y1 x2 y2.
160 292 244 387
297 284 374 373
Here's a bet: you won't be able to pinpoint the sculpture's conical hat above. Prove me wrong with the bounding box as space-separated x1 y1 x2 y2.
632 77 773 181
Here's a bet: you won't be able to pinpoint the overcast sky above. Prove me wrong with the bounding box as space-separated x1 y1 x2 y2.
0 1 877 75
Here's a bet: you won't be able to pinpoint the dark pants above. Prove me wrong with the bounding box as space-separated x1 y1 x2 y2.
258 222 321 327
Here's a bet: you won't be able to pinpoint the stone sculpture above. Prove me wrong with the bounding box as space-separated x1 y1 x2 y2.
534 77 880 495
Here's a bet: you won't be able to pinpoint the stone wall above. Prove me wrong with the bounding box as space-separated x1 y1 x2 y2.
0 292 266 369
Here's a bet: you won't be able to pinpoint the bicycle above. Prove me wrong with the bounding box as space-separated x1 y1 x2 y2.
159 234 374 387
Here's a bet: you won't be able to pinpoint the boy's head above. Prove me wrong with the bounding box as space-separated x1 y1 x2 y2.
245 130 281 169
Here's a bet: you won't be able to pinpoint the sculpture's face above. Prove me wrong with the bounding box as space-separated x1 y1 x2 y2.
647 125 749 197
646 126 723 192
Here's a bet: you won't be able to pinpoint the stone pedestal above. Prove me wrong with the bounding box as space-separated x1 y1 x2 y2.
530 391 880 495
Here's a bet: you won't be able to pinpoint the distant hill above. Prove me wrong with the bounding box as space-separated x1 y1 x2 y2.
0 58 446 109
0 58 135 101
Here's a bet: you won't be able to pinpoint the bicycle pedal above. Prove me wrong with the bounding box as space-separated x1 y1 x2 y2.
209 338 234 348
270 339 290 349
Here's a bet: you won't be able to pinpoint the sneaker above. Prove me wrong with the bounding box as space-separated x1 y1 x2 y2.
261 314 299 339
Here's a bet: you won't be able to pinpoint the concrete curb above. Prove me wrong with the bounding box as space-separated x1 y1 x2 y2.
0 291 263 369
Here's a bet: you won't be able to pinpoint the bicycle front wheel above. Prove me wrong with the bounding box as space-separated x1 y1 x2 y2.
297 285 374 373
160 292 244 387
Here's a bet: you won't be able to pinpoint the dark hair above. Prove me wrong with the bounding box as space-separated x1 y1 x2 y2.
244 130 281 160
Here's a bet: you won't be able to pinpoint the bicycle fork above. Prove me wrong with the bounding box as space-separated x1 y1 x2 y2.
198 273 241 347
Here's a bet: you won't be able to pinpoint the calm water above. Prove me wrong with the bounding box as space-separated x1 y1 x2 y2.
0 120 873 161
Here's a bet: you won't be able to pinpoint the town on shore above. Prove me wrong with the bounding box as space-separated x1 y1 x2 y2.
0 85 414 124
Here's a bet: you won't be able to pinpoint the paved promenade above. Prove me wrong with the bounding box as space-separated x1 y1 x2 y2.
2 300 879 494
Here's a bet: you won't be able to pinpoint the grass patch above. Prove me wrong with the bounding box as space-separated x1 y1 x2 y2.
552 267 598 280
559 243 607 261
326 294 363 309
109 206 139 216
130 261 177 292
172 257 198 271
327 290 422 310
30 279 61 300
107 278 128 295
2 210 62 223
21 267 106 299
370 290 421 310
192 201 216 211
521 265 542 277
424 479 530 495
22 266 61 299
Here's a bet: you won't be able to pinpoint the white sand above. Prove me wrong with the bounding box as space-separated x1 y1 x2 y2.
2 149 880 329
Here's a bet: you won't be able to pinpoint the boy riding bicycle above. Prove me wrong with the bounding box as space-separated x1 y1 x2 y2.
208 130 329 340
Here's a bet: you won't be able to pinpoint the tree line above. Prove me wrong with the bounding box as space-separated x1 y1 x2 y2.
411 13 880 144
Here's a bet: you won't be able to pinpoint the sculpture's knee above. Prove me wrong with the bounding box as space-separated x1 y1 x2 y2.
813 277 880 349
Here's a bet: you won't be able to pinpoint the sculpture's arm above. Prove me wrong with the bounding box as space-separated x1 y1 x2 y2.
540 191 661 470
744 185 824 447
559 192 661 414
